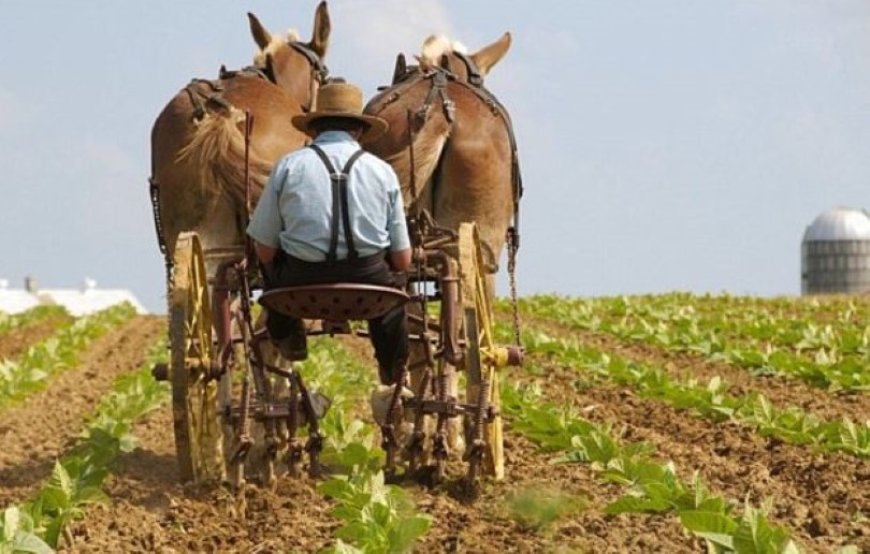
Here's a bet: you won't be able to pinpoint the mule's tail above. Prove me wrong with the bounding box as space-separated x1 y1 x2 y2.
177 106 274 213
381 113 451 211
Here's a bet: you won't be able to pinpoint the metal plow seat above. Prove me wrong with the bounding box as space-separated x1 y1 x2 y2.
259 283 409 320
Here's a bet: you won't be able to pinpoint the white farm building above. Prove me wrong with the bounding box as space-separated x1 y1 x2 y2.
0 277 148 316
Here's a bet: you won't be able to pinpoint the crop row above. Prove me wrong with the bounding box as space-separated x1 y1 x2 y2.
517 295 869 391
500 380 810 553
298 339 432 553
0 340 169 552
0 306 69 335
0 303 137 409
499 321 868 458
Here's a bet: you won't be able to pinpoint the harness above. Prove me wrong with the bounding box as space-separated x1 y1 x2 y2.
181 41 328 122
307 144 366 262
150 40 329 276
369 60 524 251
369 54 525 346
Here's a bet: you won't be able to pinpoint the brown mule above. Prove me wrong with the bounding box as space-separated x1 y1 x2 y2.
364 34 521 466
150 3 331 276
364 32 520 299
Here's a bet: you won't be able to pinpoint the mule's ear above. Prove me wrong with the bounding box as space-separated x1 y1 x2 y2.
248 12 272 51
308 1 331 58
392 53 407 84
470 32 511 75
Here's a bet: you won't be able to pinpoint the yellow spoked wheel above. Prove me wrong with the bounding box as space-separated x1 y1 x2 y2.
170 231 225 483
458 223 504 481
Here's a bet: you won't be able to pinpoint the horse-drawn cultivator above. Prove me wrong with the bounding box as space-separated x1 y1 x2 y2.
154 210 522 491
149 2 523 495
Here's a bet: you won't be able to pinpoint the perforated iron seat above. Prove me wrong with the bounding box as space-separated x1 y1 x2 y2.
259 284 409 320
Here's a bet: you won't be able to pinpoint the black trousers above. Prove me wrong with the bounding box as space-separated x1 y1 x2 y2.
263 250 408 385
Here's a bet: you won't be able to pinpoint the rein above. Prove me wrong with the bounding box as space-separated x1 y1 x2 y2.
183 40 328 120
369 59 525 346
369 62 524 252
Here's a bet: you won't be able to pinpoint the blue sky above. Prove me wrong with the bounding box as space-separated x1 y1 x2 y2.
1 1 868 312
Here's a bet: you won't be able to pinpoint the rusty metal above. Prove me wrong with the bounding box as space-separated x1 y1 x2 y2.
464 377 489 489
507 226 522 348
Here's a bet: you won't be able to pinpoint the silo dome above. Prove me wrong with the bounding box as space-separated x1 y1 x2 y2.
801 207 870 294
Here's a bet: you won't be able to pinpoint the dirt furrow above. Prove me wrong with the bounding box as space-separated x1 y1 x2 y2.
334 336 698 552
529 358 869 552
67 396 338 553
0 314 73 362
522 312 869 422
0 316 162 506
72 335 697 553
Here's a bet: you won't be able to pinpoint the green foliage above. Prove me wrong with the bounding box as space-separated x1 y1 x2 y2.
502 379 802 553
0 303 136 409
506 323 869 459
515 293 869 391
0 507 53 554
2 339 169 550
0 306 69 336
299 339 432 553
506 485 586 531
319 472 431 553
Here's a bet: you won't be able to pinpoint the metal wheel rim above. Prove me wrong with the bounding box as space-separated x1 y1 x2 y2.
170 231 225 483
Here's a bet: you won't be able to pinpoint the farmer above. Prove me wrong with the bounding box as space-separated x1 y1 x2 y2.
247 79 411 387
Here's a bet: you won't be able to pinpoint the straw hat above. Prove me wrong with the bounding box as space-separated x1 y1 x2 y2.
291 80 388 142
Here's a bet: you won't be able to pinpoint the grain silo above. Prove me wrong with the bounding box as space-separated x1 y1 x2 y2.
801 207 870 294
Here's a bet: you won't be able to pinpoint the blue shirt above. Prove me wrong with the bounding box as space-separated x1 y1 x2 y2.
247 131 410 262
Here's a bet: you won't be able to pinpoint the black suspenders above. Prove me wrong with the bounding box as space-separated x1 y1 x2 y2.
308 144 366 262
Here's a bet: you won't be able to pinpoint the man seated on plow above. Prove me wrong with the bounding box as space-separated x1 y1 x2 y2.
247 79 412 397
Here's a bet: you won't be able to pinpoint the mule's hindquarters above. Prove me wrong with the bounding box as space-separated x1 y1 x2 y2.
150 77 306 280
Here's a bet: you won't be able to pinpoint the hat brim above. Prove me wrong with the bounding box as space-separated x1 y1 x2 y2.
291 111 389 144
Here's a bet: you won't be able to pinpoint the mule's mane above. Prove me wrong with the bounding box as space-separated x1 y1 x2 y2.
253 29 301 66
419 34 467 66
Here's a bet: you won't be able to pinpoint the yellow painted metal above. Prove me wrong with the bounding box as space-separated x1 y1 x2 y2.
170 232 226 483
481 346 511 368
458 223 504 480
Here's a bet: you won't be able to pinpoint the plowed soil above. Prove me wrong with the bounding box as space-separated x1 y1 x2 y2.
2 312 865 552
0 314 73 361
0 316 162 506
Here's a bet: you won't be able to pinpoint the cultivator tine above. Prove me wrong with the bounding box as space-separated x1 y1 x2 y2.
294 371 326 477
406 368 431 473
285 377 304 477
464 378 489 494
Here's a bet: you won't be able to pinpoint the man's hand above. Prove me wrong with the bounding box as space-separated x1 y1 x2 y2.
254 241 278 264
389 248 412 271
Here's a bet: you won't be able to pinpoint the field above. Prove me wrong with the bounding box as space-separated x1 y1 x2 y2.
0 293 867 553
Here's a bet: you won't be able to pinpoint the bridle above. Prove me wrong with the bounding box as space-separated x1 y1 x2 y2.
182 40 329 121
369 53 523 251
368 51 526 345
286 41 330 112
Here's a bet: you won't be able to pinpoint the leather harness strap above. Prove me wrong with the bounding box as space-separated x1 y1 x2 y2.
368 65 524 244
308 144 366 262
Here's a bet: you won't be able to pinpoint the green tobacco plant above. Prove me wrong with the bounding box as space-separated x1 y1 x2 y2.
506 485 586 532
319 471 431 554
297 339 432 553
502 379 802 553
2 339 169 551
0 507 53 554
503 322 869 459
0 306 69 336
515 294 870 391
0 303 136 409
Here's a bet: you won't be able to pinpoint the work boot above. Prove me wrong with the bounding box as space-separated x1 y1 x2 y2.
274 332 308 361
370 384 414 427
